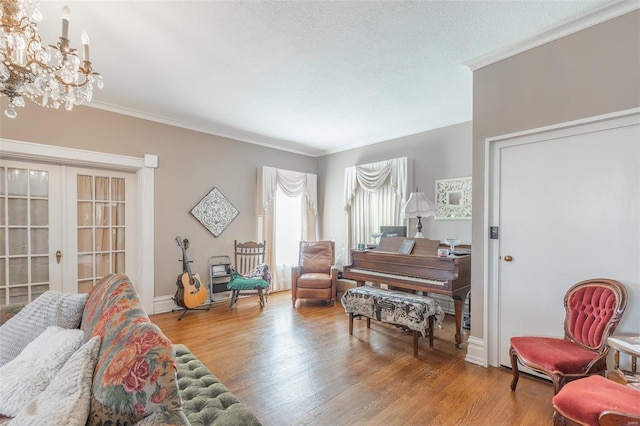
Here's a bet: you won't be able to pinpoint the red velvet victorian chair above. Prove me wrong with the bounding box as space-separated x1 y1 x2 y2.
291 240 338 307
552 375 640 426
509 278 627 395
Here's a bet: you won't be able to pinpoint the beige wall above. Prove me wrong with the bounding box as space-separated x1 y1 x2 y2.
0 103 316 299
3 9 636 324
471 11 640 340
317 121 473 259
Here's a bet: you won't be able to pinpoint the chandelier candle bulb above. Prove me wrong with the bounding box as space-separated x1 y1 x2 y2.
61 6 70 39
82 31 90 62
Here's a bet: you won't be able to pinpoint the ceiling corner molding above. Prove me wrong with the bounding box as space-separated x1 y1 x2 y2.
87 101 321 157
465 0 639 71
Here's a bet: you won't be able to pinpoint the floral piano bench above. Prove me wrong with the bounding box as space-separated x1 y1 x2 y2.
340 285 444 358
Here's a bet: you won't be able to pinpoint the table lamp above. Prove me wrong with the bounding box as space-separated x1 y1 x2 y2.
401 190 436 238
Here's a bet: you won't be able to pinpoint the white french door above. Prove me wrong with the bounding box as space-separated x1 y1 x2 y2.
64 167 137 294
0 159 137 302
0 161 62 303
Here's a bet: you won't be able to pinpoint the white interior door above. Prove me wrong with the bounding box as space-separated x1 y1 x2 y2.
491 114 640 371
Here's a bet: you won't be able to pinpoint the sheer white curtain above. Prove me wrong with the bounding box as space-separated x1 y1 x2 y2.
259 167 318 292
344 157 408 260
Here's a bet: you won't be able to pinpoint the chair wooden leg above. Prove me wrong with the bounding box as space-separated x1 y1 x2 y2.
229 290 238 307
552 410 567 426
510 350 520 391
349 313 354 335
553 377 562 395
413 330 419 358
428 315 434 347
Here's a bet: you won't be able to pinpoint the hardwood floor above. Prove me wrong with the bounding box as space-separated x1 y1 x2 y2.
151 291 554 426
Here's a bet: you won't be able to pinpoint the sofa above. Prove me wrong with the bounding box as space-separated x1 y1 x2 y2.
0 273 261 426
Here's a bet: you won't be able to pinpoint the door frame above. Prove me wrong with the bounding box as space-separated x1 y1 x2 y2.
0 138 158 314
475 107 640 368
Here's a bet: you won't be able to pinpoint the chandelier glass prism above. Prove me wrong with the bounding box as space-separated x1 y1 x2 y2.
0 0 103 118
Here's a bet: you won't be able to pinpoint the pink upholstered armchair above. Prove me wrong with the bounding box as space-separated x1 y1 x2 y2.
509 278 627 395
291 240 338 307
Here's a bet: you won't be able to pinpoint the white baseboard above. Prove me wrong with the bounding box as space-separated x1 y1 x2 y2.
465 336 487 367
154 295 178 314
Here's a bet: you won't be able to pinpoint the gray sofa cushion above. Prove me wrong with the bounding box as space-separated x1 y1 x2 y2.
174 344 262 426
0 291 88 367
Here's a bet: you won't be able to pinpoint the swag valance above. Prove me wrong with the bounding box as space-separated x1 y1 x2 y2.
261 166 317 215
344 157 408 211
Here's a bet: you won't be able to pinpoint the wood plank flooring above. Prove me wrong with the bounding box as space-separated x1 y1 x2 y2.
150 291 554 426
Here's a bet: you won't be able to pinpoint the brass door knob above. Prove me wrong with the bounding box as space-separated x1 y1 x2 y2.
56 250 62 264
504 255 513 262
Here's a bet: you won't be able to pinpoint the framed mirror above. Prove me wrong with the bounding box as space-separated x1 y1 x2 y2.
435 176 472 220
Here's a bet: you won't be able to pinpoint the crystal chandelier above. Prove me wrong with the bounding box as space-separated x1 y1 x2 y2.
0 0 103 118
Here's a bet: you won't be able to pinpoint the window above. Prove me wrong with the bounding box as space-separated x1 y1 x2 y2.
259 167 317 292
274 187 302 267
344 157 409 257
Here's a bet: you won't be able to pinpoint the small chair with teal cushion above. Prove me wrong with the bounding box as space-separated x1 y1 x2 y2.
227 240 271 307
509 278 627 395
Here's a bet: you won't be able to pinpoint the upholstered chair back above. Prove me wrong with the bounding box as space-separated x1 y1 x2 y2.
299 240 334 274
564 279 627 351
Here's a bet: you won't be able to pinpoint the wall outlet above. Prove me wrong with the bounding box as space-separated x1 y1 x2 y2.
380 283 388 290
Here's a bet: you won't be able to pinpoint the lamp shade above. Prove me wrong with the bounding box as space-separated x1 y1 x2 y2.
402 192 436 219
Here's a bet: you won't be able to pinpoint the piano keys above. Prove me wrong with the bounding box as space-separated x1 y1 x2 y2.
342 237 471 347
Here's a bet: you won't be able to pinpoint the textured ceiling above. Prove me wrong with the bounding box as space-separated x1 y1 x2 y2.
33 1 612 156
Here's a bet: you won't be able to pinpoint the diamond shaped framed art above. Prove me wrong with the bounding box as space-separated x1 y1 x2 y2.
190 187 239 237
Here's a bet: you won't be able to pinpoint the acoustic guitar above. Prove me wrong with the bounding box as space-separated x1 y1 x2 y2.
174 236 207 309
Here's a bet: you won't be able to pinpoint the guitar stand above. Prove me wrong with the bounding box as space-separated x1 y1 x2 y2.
171 299 210 321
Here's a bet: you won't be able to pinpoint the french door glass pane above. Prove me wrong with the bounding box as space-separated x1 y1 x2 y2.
8 228 27 255
0 165 51 304
77 229 93 252
7 169 28 196
31 256 48 283
77 202 93 226
8 199 27 225
29 170 48 197
112 228 125 250
78 254 93 279
8 258 27 285
8 286 28 304
31 229 48 254
113 253 125 273
30 200 48 226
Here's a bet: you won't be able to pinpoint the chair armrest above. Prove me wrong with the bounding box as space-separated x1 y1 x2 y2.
330 266 338 297
583 347 610 373
599 411 640 426
291 265 301 285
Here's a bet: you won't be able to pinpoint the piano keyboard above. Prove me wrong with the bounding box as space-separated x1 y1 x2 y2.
346 268 447 287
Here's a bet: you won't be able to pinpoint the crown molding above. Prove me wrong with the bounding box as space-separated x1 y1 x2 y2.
87 101 323 157
465 0 640 71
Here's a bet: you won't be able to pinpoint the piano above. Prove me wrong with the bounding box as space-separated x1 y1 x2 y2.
343 237 471 347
